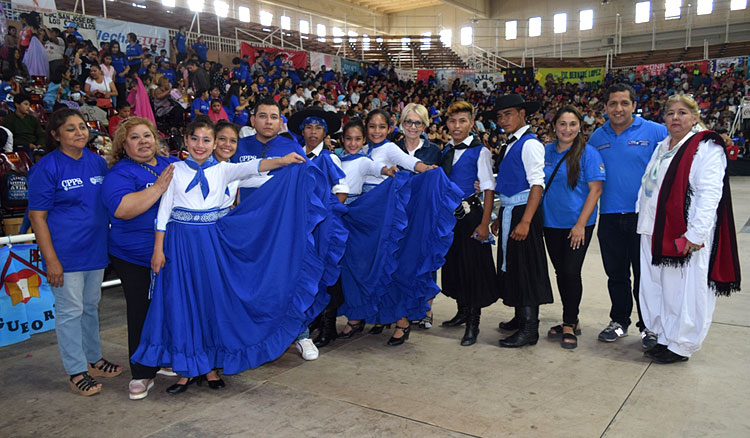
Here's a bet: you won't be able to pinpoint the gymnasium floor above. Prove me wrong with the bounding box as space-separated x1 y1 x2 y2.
2 178 749 438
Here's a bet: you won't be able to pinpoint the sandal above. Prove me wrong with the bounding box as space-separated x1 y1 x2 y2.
547 322 581 339
560 323 578 349
69 372 102 396
88 358 123 378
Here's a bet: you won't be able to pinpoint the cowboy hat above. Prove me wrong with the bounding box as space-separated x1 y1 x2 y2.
287 106 342 135
486 94 541 120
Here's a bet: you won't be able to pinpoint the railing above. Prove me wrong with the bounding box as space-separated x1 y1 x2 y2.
1 233 122 289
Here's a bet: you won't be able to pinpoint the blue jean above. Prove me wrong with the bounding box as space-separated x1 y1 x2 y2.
295 328 310 342
50 269 105 375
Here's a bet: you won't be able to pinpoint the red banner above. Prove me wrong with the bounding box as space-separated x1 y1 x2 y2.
416 70 435 83
636 60 708 76
240 43 308 70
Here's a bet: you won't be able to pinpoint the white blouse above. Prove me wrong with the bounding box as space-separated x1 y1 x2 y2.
340 156 387 197
156 159 262 231
363 141 420 185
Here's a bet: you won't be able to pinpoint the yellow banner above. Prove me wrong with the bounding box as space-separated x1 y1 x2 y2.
535 67 604 87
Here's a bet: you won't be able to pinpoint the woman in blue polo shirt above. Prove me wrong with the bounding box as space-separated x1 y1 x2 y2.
542 105 605 349
125 33 144 76
28 108 123 396
191 88 209 121
108 41 129 106
191 36 208 62
101 117 177 400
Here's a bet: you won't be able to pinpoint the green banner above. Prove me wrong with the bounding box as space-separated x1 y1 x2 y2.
536 67 604 87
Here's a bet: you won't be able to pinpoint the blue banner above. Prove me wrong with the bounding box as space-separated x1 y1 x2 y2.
340 58 368 76
0 244 55 347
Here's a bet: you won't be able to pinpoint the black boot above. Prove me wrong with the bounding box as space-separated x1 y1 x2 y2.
460 308 481 346
499 306 539 348
441 303 468 327
498 307 521 331
308 313 322 335
313 308 338 348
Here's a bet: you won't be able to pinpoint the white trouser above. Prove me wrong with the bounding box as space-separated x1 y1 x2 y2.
638 234 716 357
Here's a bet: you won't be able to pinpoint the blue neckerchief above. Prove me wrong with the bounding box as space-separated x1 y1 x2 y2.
184 154 218 199
300 116 328 134
367 139 388 158
340 151 368 162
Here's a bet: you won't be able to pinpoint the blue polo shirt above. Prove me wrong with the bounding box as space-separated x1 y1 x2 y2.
126 42 143 67
229 95 249 126
158 68 176 85
102 156 179 267
542 143 606 229
587 116 666 214
111 53 129 84
191 97 209 120
28 149 109 272
174 33 187 54
192 42 208 61
231 134 305 199
233 66 250 84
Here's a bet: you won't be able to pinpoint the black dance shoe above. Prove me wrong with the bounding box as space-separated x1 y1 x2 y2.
387 325 411 346
441 307 468 327
165 377 196 395
197 374 226 389
368 324 391 335
338 320 365 339
646 348 689 364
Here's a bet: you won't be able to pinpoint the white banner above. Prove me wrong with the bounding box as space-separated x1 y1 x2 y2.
11 0 56 13
474 73 504 95
394 69 414 82
96 17 170 55
309 51 340 72
42 11 97 45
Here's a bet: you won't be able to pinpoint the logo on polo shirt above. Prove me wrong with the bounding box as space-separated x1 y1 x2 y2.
89 176 104 185
628 140 650 146
596 143 610 151
599 163 605 174
238 155 257 162
61 178 84 191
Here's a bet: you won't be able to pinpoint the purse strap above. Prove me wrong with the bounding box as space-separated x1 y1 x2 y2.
544 147 573 195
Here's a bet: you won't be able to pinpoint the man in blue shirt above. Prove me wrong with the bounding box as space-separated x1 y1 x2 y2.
173 25 187 64
587 83 667 348
231 57 250 85
191 36 208 62
157 58 176 85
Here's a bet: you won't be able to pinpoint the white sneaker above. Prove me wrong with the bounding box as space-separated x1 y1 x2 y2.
129 378 155 400
156 367 178 377
295 338 319 360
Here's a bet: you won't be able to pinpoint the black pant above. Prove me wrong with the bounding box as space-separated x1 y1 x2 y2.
110 255 159 379
324 277 345 311
114 81 127 108
597 213 644 331
544 225 595 325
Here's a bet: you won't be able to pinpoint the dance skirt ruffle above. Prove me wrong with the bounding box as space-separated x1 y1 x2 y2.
340 169 462 324
131 164 341 377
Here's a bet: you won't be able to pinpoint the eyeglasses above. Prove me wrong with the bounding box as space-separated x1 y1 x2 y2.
403 120 425 128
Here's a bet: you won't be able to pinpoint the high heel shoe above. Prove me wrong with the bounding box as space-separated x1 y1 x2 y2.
165 377 196 395
338 320 365 339
387 324 411 346
197 373 226 390
368 324 391 335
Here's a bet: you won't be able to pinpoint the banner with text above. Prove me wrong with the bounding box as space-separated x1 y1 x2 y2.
340 58 369 76
11 0 56 13
503 67 535 87
42 10 97 45
309 51 340 72
711 57 745 74
474 73 504 95
0 244 55 347
241 43 308 70
416 69 434 83
436 68 475 90
536 67 604 87
96 17 170 56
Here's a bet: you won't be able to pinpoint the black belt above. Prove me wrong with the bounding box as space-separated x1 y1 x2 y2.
454 193 482 219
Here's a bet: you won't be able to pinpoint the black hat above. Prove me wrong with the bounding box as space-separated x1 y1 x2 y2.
288 106 341 135
486 94 541 120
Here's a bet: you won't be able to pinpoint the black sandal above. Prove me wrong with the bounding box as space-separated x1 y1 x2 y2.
560 323 578 349
69 372 101 396
547 322 581 339
338 320 365 339
88 358 123 378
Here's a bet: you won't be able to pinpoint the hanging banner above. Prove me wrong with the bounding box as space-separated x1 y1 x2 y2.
340 58 367 76
711 57 745 74
42 10 97 45
241 43 308 70
636 63 669 76
474 73 504 95
535 67 604 88
679 60 709 75
96 17 170 55
416 69 434 83
0 244 55 347
394 69 414 82
11 0 56 13
309 51 339 72
502 67 535 87
436 68 475 90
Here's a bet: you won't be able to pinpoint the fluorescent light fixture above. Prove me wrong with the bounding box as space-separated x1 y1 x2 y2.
213 0 228 17
238 6 250 22
529 16 541 37
579 9 593 30
505 20 517 40
376 37 383 43
362 34 370 50
280 16 291 30
460 26 472 46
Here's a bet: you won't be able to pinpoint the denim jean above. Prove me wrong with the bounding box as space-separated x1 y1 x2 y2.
597 213 644 331
50 269 105 375
295 328 310 342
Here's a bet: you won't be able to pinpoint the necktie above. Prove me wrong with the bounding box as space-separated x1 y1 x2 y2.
184 155 218 199
440 139 473 176
307 151 316 159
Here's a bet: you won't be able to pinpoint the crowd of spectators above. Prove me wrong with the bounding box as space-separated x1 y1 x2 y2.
0 12 747 166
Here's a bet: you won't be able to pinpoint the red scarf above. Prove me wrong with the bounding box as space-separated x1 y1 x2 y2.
651 131 741 296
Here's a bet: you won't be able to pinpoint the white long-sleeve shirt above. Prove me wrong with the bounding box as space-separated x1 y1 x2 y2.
362 141 420 185
636 132 726 245
446 135 495 192
156 159 262 231
340 155 386 197
504 125 546 190
307 142 349 195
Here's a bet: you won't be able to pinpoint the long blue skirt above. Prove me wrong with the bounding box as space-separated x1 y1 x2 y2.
339 169 462 324
131 164 339 377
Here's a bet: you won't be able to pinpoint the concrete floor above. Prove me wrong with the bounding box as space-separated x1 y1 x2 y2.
2 179 750 438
